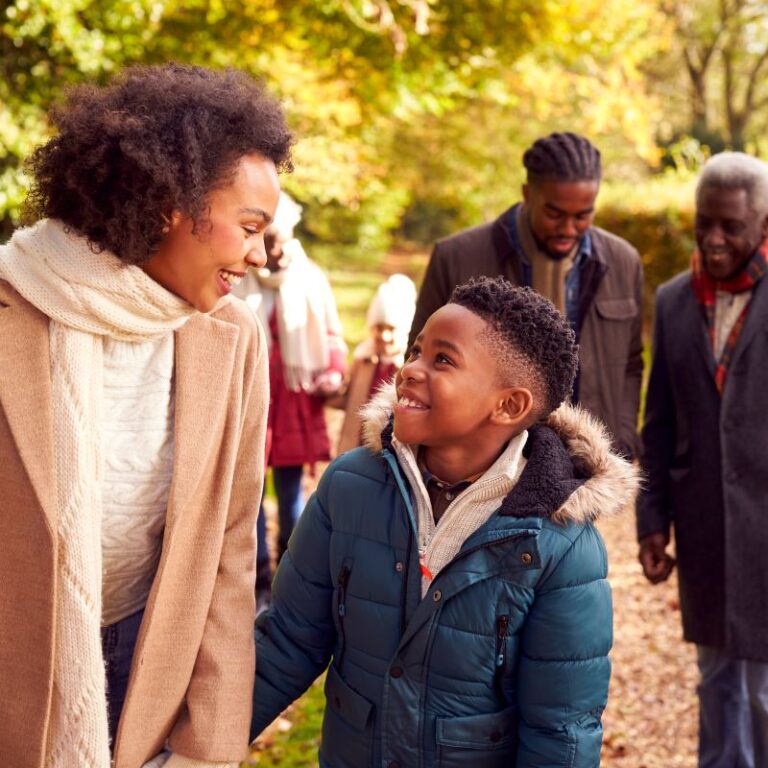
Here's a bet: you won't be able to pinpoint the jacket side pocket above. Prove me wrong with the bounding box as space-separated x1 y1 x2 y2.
435 705 517 768
320 665 375 768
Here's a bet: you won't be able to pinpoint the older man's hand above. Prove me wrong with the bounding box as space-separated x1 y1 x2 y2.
638 532 676 584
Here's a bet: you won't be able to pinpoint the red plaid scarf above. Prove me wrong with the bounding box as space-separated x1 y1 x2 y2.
691 241 768 394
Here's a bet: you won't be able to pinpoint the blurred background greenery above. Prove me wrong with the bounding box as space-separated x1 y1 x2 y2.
2 0 767 333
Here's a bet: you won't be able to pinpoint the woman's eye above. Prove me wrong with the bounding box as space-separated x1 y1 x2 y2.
242 227 259 237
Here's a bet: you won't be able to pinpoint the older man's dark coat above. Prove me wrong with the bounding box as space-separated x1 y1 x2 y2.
638 270 768 661
409 206 644 457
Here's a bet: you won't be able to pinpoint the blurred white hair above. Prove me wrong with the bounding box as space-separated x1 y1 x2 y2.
697 152 768 218
367 273 417 352
269 191 303 240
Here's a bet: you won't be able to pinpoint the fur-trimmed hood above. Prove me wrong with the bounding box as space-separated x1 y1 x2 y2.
360 381 639 525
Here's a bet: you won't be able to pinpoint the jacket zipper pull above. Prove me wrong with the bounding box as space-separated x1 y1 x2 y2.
336 565 351 670
494 614 510 704
338 565 350 617
418 548 434 582
495 615 510 667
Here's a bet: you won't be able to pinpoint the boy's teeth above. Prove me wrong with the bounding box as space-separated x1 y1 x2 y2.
399 396 426 408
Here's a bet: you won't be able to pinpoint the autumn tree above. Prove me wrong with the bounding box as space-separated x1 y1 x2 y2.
661 0 768 151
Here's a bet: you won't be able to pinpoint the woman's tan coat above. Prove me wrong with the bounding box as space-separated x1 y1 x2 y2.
0 280 268 768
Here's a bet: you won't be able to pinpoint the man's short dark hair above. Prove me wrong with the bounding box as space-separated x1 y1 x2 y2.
450 276 578 416
523 132 601 183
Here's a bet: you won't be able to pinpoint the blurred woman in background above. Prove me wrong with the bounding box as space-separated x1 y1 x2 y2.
234 192 347 614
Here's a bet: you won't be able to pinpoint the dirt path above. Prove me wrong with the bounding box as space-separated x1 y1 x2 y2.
598 511 698 766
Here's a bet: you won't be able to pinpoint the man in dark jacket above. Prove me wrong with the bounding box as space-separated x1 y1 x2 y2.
637 152 768 768
409 132 643 457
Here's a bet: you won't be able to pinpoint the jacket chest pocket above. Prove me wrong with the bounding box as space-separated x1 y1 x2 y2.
590 297 637 365
435 705 517 767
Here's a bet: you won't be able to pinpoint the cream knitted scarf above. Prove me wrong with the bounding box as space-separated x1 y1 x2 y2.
238 239 341 392
0 219 195 767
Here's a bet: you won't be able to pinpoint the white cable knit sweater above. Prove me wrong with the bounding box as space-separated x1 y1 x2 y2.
101 334 175 625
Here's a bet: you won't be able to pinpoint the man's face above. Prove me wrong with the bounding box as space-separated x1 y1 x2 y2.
522 179 599 258
695 185 768 281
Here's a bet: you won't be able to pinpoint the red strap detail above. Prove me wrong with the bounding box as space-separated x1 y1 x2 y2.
420 563 433 581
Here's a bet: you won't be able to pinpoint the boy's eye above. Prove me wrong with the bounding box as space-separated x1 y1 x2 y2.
435 353 453 365
406 346 421 360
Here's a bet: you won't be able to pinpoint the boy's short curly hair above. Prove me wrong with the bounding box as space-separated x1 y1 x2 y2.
23 63 294 265
449 276 578 416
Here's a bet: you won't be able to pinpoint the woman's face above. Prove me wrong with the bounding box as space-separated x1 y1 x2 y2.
143 153 281 312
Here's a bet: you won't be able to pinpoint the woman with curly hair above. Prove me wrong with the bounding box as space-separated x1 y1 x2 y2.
0 63 292 768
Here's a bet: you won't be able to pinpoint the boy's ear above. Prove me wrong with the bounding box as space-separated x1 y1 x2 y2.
491 387 535 427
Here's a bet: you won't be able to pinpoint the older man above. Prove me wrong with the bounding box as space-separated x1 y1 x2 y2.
409 132 643 457
638 152 768 768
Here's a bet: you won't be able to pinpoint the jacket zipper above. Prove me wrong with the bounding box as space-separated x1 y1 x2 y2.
399 515 412 637
336 564 351 670
494 614 510 704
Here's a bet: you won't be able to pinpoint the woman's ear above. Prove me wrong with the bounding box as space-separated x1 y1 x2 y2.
491 387 535 428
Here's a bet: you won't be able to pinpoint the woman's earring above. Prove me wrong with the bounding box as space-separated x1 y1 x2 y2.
161 213 171 235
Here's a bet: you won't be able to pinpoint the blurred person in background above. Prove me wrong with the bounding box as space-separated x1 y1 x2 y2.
234 192 347 614
638 152 768 768
333 273 416 454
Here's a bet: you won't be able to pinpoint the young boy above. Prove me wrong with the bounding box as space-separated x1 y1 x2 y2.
250 276 638 767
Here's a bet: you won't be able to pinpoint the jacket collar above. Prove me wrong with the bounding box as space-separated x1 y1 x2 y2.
361 381 639 524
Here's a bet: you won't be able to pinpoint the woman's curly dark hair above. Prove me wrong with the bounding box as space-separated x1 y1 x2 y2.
23 63 294 264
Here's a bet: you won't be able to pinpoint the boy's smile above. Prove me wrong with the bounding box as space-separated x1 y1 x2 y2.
394 304 527 483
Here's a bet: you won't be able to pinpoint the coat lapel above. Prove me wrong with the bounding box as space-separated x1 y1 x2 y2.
679 281 716 375
164 312 241 530
728 276 768 372
0 297 57 532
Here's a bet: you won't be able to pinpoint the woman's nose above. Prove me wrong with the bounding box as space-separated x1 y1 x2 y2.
247 237 268 269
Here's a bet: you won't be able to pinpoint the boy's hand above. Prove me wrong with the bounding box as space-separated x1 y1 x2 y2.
638 532 676 584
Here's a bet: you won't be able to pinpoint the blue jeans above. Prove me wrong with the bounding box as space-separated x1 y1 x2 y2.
697 645 768 768
256 465 304 587
101 609 143 747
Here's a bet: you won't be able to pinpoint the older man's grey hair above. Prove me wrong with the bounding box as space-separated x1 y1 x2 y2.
697 152 768 218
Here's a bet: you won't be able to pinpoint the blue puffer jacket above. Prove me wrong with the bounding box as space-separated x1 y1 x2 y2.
252 387 638 767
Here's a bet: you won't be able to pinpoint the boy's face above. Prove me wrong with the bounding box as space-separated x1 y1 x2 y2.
394 304 530 454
